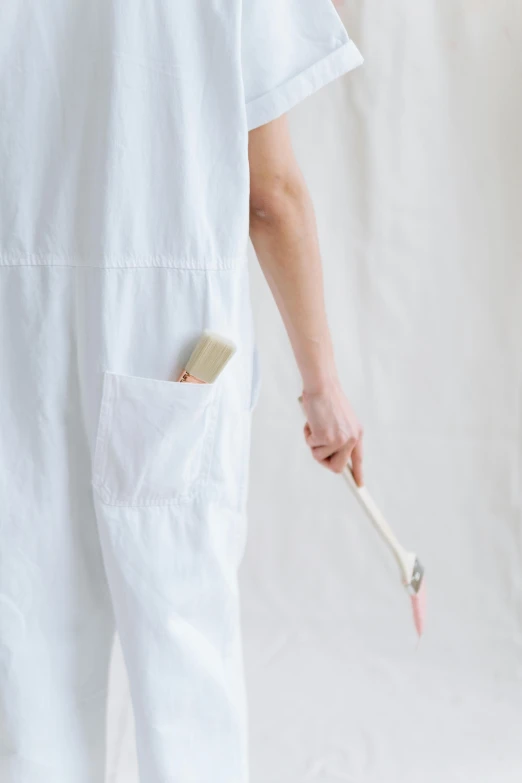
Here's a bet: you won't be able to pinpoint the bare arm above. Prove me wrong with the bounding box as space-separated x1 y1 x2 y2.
248 116 364 485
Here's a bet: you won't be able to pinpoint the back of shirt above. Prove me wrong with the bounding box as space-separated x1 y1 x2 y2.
0 0 362 270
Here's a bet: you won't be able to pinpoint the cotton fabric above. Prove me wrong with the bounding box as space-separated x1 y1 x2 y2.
0 2 362 781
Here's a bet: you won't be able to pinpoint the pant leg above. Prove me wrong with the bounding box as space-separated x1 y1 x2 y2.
83 267 255 782
0 268 115 783
94 497 249 783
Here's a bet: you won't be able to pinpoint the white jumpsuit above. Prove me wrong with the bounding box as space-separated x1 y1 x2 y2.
0 1 362 781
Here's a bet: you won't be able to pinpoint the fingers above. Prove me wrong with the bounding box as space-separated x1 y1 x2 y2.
312 438 355 465
304 423 340 461
303 421 364 483
304 425 350 458
325 442 354 474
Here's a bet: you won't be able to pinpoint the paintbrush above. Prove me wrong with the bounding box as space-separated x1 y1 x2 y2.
299 397 426 637
177 331 236 384
340 463 426 637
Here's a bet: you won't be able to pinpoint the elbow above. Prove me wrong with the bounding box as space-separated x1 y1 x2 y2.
249 172 306 230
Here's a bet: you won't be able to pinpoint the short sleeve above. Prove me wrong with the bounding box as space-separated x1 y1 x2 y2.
242 0 363 131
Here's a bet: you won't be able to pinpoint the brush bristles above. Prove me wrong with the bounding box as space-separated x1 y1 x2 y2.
411 581 426 638
185 331 237 384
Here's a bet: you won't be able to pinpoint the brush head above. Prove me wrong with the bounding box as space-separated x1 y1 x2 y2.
408 557 424 594
185 331 237 383
406 558 426 637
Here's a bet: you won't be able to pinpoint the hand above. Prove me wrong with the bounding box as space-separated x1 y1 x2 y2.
302 384 364 486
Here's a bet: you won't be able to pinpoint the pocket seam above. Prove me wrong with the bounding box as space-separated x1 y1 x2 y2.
91 372 219 507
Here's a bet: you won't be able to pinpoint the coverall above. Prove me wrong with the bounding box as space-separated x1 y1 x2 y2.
0 1 362 780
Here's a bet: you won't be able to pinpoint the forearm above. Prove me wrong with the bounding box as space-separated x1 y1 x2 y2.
249 171 338 394
248 117 363 483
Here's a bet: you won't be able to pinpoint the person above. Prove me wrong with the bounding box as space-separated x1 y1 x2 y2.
0 1 363 781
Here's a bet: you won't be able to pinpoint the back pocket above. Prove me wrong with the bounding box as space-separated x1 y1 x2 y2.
92 372 218 507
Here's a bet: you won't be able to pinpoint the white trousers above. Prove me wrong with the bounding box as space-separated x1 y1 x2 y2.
0 265 258 783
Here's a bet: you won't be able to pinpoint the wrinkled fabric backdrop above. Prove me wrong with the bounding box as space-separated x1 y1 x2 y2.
108 2 522 781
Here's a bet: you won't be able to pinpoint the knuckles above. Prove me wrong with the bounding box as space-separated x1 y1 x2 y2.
314 429 359 449
306 425 363 462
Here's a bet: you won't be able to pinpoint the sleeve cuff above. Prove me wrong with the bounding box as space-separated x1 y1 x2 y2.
245 39 364 131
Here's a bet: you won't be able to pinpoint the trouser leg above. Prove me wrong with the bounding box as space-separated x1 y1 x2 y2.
94 497 249 783
0 490 114 783
0 268 115 783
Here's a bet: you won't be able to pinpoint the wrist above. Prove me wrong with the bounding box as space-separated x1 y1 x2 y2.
296 335 339 395
301 370 341 397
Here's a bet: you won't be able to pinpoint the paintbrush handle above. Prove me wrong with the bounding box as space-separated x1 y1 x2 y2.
342 467 407 564
298 396 413 581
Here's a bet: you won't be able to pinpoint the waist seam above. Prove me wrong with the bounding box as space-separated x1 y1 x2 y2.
0 254 244 271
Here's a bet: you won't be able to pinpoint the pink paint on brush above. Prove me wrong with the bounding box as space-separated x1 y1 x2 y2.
411 581 427 638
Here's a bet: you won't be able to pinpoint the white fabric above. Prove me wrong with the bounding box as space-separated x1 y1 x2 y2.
0 2 362 782
0 0 361 269
0 267 257 783
243 0 363 130
106 1 522 777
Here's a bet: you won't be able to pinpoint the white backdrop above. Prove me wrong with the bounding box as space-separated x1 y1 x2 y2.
109 2 522 781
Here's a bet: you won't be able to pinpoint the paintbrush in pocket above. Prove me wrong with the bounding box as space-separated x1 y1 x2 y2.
177 331 236 384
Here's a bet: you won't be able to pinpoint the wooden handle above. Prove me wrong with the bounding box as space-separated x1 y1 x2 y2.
298 396 411 579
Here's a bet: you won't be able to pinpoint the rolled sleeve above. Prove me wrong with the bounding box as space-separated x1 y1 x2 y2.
242 0 363 131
